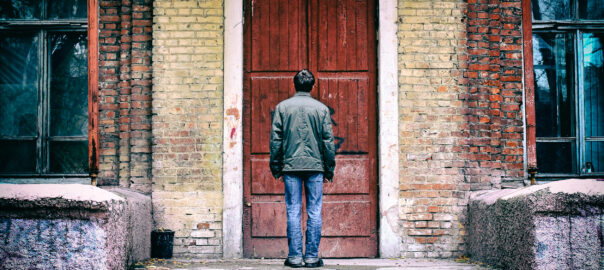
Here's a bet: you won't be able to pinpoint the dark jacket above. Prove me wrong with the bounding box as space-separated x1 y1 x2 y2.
269 92 336 181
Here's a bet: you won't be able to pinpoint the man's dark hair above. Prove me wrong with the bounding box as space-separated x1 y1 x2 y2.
293 69 315 92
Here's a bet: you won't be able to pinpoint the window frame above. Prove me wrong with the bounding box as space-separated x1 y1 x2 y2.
524 0 604 179
0 0 99 182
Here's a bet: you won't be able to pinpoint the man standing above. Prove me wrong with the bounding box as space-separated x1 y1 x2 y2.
269 69 336 268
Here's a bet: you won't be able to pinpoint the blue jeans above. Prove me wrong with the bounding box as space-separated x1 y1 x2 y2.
283 172 323 261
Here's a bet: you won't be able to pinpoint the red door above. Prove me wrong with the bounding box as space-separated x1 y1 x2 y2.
243 0 377 258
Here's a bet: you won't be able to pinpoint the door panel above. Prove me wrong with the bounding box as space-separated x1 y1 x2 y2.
318 77 369 153
250 76 296 154
250 0 307 71
251 202 287 237
251 158 283 194
322 201 371 236
244 0 377 258
317 0 369 71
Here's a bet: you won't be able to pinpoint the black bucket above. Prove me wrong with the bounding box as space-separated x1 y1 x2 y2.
151 229 174 259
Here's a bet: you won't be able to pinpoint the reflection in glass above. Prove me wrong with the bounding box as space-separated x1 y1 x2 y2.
585 142 604 173
47 0 87 19
0 0 42 20
537 142 576 173
49 141 88 173
533 33 575 138
0 140 36 173
0 33 38 137
532 0 571 21
583 33 604 138
579 0 604 20
50 32 88 137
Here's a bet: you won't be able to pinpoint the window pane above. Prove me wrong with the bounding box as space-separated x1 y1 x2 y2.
533 33 575 137
47 0 87 20
49 32 88 137
532 0 571 21
537 142 576 173
0 0 42 20
0 140 36 173
585 142 604 173
0 33 38 137
583 32 604 137
49 141 88 173
579 0 604 20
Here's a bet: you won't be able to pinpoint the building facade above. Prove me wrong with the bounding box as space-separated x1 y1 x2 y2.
0 0 602 259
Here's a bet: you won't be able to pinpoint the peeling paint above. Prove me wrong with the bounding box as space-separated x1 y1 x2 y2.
382 205 401 234
230 128 236 139
226 108 240 120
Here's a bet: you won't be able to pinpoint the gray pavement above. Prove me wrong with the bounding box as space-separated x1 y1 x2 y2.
133 258 495 270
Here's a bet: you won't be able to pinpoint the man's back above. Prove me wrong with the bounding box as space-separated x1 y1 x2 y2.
270 91 335 180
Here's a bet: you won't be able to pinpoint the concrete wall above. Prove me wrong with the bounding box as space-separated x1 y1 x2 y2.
467 179 604 270
151 0 225 258
0 184 151 269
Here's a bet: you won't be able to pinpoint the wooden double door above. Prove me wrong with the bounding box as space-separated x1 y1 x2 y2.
243 0 378 258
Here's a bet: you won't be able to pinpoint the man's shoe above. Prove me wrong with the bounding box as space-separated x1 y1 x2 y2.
284 258 303 268
304 258 323 268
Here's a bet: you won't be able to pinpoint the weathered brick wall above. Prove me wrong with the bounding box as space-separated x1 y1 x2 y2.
398 0 470 258
464 0 524 189
151 0 224 258
398 0 469 258
397 0 524 258
98 0 153 193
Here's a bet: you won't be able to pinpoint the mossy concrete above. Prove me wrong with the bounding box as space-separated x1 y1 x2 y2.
0 184 151 270
467 179 604 270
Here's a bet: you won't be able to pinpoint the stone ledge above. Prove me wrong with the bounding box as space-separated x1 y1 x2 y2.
467 179 604 270
0 184 125 219
0 184 151 269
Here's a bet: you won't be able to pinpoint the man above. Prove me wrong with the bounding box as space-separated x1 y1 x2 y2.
269 69 336 268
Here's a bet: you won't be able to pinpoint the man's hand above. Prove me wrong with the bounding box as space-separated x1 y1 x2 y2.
277 176 284 182
323 177 329 183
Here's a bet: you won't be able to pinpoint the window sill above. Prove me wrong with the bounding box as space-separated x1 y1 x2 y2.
0 177 90 185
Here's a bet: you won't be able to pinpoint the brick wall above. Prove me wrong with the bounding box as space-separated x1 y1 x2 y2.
151 0 224 258
98 0 153 193
398 0 468 258
397 0 524 258
463 0 524 189
94 0 526 259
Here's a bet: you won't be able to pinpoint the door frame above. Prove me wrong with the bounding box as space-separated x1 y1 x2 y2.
222 0 400 258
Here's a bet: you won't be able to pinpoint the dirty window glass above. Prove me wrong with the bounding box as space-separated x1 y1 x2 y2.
0 140 36 173
0 0 42 20
582 33 604 174
532 0 571 21
49 141 88 173
579 0 604 20
50 32 88 137
583 32 604 138
0 33 39 137
533 1 604 177
536 142 576 173
533 33 575 138
47 0 87 20
0 5 88 177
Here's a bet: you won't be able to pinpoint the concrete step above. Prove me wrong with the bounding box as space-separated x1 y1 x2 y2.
132 258 494 270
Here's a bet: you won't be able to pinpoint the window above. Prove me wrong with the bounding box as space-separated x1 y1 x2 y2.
532 0 604 177
0 0 89 178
